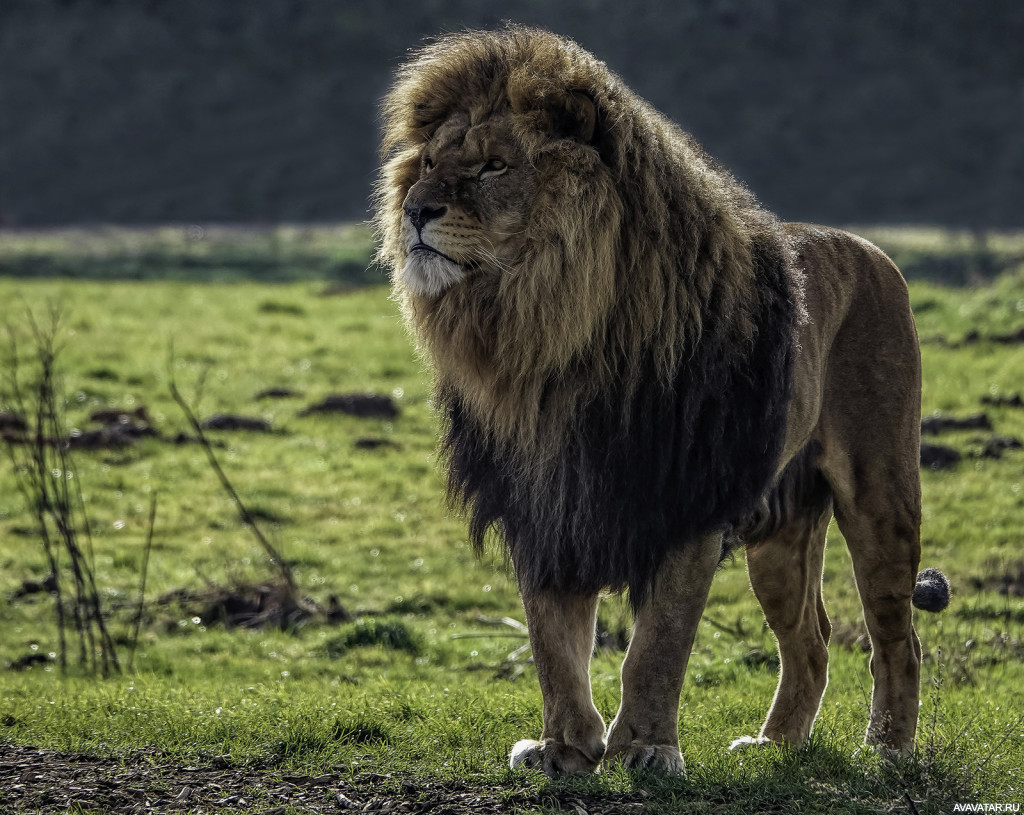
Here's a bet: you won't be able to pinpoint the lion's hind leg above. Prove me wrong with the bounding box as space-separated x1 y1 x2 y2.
735 451 834 750
829 473 923 755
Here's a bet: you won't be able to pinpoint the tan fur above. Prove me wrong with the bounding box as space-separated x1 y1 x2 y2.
376 27 926 775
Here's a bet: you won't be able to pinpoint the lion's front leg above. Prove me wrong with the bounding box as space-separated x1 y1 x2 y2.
604 534 721 775
510 591 606 777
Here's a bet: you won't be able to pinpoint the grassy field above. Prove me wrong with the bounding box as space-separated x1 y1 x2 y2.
0 227 1022 813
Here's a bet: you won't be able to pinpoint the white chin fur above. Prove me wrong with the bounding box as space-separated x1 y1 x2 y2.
401 252 464 297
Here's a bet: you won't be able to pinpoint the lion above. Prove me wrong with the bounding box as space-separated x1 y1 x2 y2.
374 26 950 777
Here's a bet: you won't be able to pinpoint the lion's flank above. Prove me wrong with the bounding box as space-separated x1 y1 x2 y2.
375 27 803 605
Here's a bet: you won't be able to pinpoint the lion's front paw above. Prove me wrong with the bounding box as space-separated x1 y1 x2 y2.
862 734 914 762
603 744 686 776
509 739 602 777
728 735 773 751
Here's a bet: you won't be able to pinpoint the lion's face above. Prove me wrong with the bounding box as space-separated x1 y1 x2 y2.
398 112 537 298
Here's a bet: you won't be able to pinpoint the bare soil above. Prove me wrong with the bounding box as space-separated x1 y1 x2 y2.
0 743 641 814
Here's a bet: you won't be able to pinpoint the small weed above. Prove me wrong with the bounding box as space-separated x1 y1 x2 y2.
326 619 423 657
332 717 393 745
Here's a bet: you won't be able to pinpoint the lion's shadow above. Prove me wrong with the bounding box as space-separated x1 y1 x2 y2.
520 742 971 812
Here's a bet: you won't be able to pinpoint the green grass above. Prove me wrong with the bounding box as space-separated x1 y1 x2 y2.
1 228 1023 813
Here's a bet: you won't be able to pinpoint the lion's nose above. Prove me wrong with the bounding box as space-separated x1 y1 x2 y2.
404 204 447 231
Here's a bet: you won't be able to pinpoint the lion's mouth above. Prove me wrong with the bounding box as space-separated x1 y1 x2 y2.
411 242 460 266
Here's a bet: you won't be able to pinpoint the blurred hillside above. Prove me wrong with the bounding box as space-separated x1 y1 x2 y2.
1 0 1022 228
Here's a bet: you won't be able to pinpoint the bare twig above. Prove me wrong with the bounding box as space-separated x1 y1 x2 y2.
3 309 119 675
167 355 297 598
702 615 748 640
472 615 528 633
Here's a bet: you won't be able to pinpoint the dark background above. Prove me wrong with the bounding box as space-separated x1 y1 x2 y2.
2 0 1022 229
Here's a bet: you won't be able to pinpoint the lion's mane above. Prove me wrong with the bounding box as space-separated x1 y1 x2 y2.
376 28 802 606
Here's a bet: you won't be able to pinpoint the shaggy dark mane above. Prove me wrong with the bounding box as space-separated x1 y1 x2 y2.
376 27 802 607
444 230 797 607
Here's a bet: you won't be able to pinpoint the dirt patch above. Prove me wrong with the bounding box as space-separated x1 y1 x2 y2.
979 435 1023 459
155 582 344 630
0 410 29 433
354 437 402 451
10 574 57 600
974 561 1024 597
960 328 1024 346
68 421 158 449
200 414 274 432
300 394 399 420
74 407 158 449
254 387 303 400
920 443 961 470
0 744 644 814
90 406 150 424
4 404 159 450
920 412 992 435
980 393 1024 409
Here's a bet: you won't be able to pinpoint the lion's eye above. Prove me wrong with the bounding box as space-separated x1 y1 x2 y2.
423 157 435 172
478 158 508 179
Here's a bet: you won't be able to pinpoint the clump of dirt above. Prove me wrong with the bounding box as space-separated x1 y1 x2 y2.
200 414 274 432
354 437 401 451
2 405 160 450
920 443 961 470
920 412 992 435
254 386 303 400
10 573 57 599
6 652 55 671
68 422 158 450
991 327 1024 345
975 561 1024 597
169 431 226 447
980 392 1024 409
89 406 150 424
960 327 1024 345
0 410 28 434
979 435 1023 459
300 393 399 420
156 582 329 630
74 406 158 448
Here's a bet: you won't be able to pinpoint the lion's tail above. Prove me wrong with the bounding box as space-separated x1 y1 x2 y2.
912 567 951 612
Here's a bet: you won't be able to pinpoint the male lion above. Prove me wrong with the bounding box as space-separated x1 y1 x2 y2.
375 27 949 777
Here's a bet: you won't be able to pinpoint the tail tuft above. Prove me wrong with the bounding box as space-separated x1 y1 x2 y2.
912 567 951 612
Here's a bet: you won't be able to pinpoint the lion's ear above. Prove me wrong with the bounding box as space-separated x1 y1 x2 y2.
548 90 598 145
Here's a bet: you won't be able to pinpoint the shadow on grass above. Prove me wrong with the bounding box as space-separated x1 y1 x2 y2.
521 740 979 815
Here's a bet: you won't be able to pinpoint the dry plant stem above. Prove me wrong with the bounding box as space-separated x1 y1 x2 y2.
38 320 119 676
3 312 120 675
167 368 297 598
3 329 67 668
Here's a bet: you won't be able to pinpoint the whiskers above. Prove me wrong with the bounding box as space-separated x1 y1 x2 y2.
485 227 527 239
474 234 518 276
